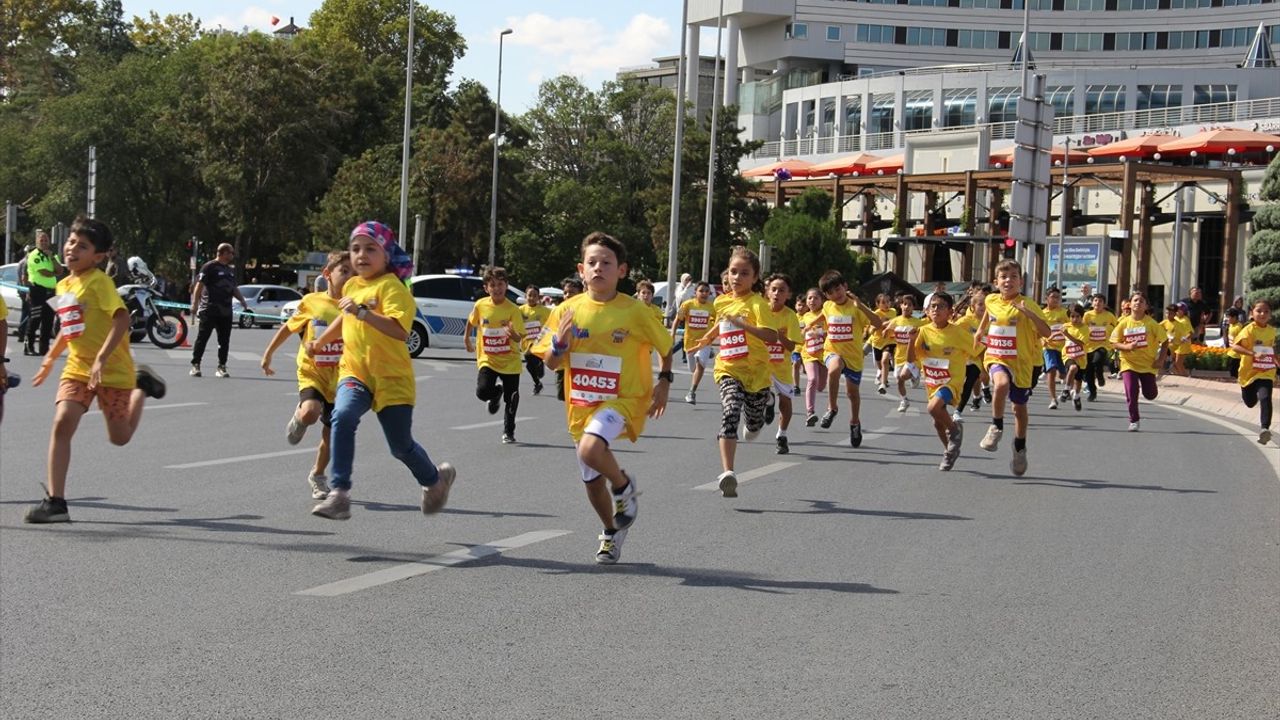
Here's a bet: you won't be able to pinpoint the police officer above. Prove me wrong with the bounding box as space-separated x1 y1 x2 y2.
24 231 61 356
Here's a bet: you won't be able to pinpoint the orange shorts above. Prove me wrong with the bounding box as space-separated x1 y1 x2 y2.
57 378 133 422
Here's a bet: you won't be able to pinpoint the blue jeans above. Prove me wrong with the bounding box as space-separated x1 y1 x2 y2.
328 378 439 492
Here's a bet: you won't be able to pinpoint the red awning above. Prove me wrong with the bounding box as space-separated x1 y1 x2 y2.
741 159 814 179
863 154 905 175
805 152 883 177
1156 128 1280 156
1085 134 1179 160
989 145 1088 167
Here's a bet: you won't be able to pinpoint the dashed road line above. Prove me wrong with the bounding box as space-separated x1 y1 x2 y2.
694 461 799 491
450 417 537 431
87 401 207 416
165 447 317 469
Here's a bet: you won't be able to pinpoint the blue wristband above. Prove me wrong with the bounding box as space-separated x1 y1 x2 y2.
551 337 568 357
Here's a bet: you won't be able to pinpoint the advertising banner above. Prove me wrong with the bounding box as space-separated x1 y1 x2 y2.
1045 239 1106 301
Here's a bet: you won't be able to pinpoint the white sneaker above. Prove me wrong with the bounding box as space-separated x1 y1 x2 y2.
286 416 307 445
1260 428 1273 445
717 471 738 498
951 410 964 423
1010 447 1028 476
307 473 329 500
189 365 201 377
595 531 623 564
215 366 229 378
1048 398 1059 410
897 398 909 413
980 425 1003 451
1128 421 1140 432
877 383 887 395
311 490 350 520
910 377 920 390
613 473 640 529
743 426 761 442
685 391 696 405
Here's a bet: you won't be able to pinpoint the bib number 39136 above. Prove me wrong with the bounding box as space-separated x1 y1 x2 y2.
986 324 1017 358
569 353 623 407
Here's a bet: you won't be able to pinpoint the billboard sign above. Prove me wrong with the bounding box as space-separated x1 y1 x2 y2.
1045 238 1108 300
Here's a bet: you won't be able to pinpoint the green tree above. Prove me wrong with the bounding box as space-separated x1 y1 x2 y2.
1245 153 1280 308
129 11 203 55
761 187 870 294
307 0 463 94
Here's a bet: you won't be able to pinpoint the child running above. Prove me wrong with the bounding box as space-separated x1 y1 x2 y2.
906 292 972 470
307 221 455 520
813 270 884 446
1082 294 1118 401
465 267 525 444
870 293 898 394
1223 307 1245 379
555 278 585 401
636 279 665 325
882 294 926 412
685 246 778 498
672 281 716 404
762 273 799 454
26 217 166 523
260 250 355 499
799 287 827 427
1109 292 1167 431
974 259 1051 476
1061 304 1090 411
791 295 807 396
520 286 551 395
534 232 673 564
1229 300 1276 445
1041 287 1069 409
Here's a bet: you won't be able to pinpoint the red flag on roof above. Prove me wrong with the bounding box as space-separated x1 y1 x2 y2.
271 16 280 26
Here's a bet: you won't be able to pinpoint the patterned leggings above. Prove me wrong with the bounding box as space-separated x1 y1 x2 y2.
718 376 771 439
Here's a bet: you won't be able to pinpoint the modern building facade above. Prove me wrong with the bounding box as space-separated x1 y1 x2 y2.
617 56 770 116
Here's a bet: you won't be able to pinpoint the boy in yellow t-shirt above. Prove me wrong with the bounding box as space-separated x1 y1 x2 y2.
466 267 526 444
798 287 828 426
636 279 665 325
813 269 884 446
1061 303 1090 412
882 294 927 412
1082 294 1118 400
870 293 899 393
974 259 1052 477
261 251 355 499
535 231 674 564
763 273 799 454
307 221 455 521
1040 287 1070 409
1229 300 1276 445
1110 292 1168 431
672 281 716 404
520 286 552 395
907 292 974 471
1222 307 1245 379
26 217 166 524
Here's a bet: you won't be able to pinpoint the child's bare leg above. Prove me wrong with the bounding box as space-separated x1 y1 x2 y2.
1014 402 1029 438
846 377 861 424
897 367 909 397
718 437 737 473
104 389 147 446
690 361 704 392
47 401 87 497
297 398 324 425
928 397 953 446
313 425 331 477
778 393 793 430
990 370 1010 419
825 357 842 412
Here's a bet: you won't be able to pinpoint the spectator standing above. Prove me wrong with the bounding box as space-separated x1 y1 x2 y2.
189 243 251 378
16 245 31 345
1179 286 1212 343
24 231 61 356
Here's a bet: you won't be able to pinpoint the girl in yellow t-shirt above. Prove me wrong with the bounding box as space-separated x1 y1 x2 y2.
261 251 355 500
799 287 828 427
1109 292 1168 431
1229 300 1276 445
953 288 992 420
685 246 779 498
465 267 526 444
763 273 799 454
792 295 807 395
672 282 716 404
870 293 899 392
882 294 927 412
1223 307 1245 379
307 221 455 521
1082 294 1118 400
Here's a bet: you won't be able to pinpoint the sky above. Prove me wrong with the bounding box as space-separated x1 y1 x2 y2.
121 1 718 112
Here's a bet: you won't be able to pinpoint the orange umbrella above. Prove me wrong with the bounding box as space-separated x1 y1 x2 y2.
1156 128 1280 156
805 152 883 177
989 145 1088 167
864 154 905 175
742 159 814 179
1086 134 1178 160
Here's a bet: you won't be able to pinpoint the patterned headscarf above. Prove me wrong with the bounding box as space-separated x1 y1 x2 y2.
350 221 413 281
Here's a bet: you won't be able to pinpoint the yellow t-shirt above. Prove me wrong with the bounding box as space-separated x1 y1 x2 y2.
55 269 134 389
676 298 715 349
982 293 1047 388
1042 306 1069 350
1110 315 1167 375
519 303 551 352
869 307 899 349
1063 320 1089 368
1082 309 1118 352
533 293 674 442
284 292 342 402
913 322 975 406
821 299 870 370
1234 322 1277 386
1225 322 1244 359
952 312 983 365
644 303 664 325
1173 316 1193 354
337 273 415 411
884 315 927 366
763 305 799 384
468 297 525 375
710 292 773 392
799 311 826 364
0 292 7 319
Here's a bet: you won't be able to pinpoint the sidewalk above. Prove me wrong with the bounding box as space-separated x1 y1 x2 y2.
1098 371 1257 428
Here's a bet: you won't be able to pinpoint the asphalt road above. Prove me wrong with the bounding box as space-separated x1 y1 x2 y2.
1 329 1277 719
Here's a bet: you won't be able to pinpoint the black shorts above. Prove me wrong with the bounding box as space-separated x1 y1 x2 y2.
299 387 334 427
874 345 895 363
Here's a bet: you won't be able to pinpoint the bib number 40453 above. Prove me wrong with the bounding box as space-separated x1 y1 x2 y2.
569 353 623 407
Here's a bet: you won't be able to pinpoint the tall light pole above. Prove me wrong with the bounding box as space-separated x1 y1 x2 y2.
397 0 416 244
489 28 513 269
1055 137 1070 291
700 0 725 285
665 0 690 311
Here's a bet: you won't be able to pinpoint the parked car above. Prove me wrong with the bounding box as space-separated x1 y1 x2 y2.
408 274 525 349
279 297 435 358
233 284 303 328
1 263 21 334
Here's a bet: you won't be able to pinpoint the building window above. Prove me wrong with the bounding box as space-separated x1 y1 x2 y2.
903 90 935 131
944 88 978 127
856 24 894 44
987 87 1021 124
1193 85 1236 105
1137 84 1182 110
786 23 808 40
1044 86 1075 118
870 94 896 134
827 25 841 42
844 98 862 134
1085 85 1125 115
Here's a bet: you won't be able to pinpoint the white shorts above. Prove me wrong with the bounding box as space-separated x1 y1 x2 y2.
577 408 628 482
688 345 716 370
771 376 792 396
897 362 920 380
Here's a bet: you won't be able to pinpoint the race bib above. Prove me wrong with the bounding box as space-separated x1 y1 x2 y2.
986 324 1018 359
687 309 710 330
893 325 914 346
1049 323 1065 342
1123 326 1148 349
569 353 622 407
523 320 542 338
49 292 84 339
1065 339 1085 360
1254 345 1276 371
1089 325 1107 342
828 315 854 342
719 321 749 360
923 357 951 390
311 320 343 367
767 340 785 363
804 328 825 355
482 326 511 355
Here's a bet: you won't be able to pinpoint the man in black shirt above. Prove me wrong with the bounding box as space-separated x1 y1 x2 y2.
1179 286 1212 343
189 243 251 378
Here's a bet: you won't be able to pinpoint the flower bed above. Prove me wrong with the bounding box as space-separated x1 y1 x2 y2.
1182 343 1232 371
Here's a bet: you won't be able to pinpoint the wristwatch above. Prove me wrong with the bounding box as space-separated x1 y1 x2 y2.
356 304 369 321
657 370 675 383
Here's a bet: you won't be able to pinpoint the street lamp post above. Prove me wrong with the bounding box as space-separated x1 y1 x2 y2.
397 0 416 244
1055 137 1071 291
664 0 690 312
489 28 513 269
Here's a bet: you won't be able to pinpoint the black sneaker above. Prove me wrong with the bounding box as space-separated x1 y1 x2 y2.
805 413 818 427
135 365 167 400
532 381 543 396
982 387 992 403
849 423 863 448
486 396 500 415
764 402 775 426
819 409 836 429
1073 395 1082 411
776 436 789 454
24 495 70 524
1087 389 1097 402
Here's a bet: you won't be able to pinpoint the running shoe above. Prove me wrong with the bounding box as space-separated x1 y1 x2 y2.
1059 388 1071 401
311 491 351 520
420 462 457 514
743 425 761 443
849 423 863 448
945 424 963 466
910 377 920 390
23 495 69 524
613 473 639 529
189 365 202 377
897 398 910 413
819 409 837 428
982 387 992 403
501 433 516 444
1073 393 1082 412
717 471 738 498
685 391 696 405
1260 429 1273 445
286 416 307 445
1010 447 1028 476
1048 398 1058 410
764 402 775 426
805 413 818 427
939 455 956 471
215 366 229 378
486 396 500 414
980 425 1003 452
595 531 622 564
1128 421 1140 432
877 383 887 395
135 365 166 399
792 386 801 397
307 473 329 500
532 381 543 395
951 410 964 423
1087 390 1097 402
970 395 982 411
776 436 789 454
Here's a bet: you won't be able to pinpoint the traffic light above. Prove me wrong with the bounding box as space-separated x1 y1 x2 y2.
1002 236 1016 259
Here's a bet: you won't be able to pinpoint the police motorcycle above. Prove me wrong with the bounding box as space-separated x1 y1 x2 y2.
118 257 188 348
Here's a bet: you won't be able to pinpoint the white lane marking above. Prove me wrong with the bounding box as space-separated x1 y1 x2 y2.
829 425 898 446
296 530 572 597
694 461 799 491
1162 404 1280 479
165 447 317 469
450 417 537 431
418 361 454 372
86 401 207 417
415 375 432 382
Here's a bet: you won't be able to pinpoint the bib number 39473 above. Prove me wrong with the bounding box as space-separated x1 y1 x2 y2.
569 353 623 407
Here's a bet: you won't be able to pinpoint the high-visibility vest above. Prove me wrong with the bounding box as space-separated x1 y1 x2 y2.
26 249 58 290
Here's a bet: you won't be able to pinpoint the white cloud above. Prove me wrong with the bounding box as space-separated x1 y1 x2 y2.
499 13 673 84
209 6 281 32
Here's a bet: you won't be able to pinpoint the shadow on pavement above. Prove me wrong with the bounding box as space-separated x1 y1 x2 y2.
735 499 971 521
0 496 178 513
1007 477 1217 494
73 514 338 536
352 499 556 518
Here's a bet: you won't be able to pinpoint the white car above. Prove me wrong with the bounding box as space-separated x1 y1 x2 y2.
279 296 435 358
233 284 303 328
409 274 526 349
1 263 21 334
